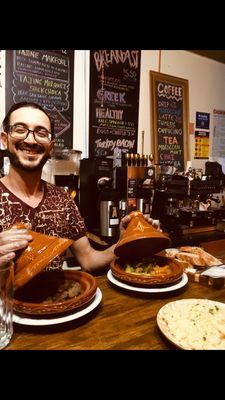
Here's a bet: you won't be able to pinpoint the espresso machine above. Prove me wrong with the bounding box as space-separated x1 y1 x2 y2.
98 177 120 239
115 153 155 216
151 161 225 238
79 154 156 239
79 158 120 238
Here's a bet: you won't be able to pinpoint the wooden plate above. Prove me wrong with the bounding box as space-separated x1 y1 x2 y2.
110 256 183 287
13 270 97 316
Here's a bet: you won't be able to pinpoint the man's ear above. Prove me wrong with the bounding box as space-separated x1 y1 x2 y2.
49 140 55 155
1 132 8 149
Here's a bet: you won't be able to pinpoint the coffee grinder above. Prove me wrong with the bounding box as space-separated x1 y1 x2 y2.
79 157 117 237
115 153 155 216
98 176 120 239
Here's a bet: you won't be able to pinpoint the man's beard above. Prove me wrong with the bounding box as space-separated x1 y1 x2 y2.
5 145 50 173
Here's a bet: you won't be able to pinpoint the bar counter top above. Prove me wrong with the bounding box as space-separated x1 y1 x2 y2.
5 238 225 350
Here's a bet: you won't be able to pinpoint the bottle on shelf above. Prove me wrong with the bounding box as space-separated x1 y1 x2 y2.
144 155 148 166
130 153 135 166
149 154 154 165
124 152 130 167
139 154 144 166
134 153 140 167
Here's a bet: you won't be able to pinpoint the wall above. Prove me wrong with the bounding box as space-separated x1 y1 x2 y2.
0 50 5 133
73 50 89 157
1 49 225 172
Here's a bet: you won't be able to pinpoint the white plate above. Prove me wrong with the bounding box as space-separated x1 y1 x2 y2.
13 288 102 326
157 298 225 350
107 270 188 293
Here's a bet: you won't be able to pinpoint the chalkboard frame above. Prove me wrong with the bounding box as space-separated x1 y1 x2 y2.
150 71 189 170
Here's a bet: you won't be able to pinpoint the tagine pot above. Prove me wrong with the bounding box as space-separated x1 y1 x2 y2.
114 211 171 259
11 223 73 290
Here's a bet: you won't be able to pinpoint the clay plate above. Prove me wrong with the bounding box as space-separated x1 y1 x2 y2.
110 256 183 287
13 270 97 316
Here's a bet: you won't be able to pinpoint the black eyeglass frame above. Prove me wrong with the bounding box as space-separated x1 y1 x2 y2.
6 124 53 144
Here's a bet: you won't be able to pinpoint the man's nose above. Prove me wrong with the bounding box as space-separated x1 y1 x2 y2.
24 131 38 143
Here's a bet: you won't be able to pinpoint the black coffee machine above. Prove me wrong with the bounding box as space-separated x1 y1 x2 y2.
79 158 120 238
151 162 225 236
151 174 189 233
115 154 155 216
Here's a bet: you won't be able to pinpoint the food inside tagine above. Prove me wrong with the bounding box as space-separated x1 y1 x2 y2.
122 257 173 276
42 280 82 304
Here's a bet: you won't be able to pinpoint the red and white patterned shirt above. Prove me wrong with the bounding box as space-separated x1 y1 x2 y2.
0 180 86 269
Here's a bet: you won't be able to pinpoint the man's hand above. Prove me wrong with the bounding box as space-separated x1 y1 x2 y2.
0 227 33 266
119 214 161 237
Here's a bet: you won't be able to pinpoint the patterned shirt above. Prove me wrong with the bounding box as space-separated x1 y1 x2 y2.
0 180 86 270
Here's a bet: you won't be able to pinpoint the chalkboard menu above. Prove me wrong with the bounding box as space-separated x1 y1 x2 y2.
150 71 189 171
5 50 74 149
89 50 141 158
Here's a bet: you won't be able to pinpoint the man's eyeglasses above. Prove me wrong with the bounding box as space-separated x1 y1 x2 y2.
7 124 52 144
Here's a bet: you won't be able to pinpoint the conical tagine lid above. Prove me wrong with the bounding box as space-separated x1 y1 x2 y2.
114 211 171 259
11 223 73 290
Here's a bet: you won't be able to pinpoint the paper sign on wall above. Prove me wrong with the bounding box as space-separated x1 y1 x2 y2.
196 112 210 130
194 131 209 159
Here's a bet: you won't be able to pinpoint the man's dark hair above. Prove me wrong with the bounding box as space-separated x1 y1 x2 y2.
2 101 55 136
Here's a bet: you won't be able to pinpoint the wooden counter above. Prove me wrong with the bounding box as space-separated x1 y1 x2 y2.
5 239 225 350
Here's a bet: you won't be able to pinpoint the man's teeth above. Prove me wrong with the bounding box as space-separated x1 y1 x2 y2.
22 149 38 154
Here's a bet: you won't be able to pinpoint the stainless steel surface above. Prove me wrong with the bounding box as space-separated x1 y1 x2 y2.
100 200 119 237
137 198 151 217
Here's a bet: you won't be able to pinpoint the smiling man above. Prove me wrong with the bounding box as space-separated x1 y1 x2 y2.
0 101 160 271
1 103 55 210
0 102 91 270
4 110 54 173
